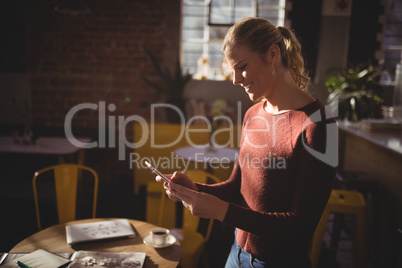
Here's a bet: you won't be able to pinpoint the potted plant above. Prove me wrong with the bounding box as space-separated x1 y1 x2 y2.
326 64 383 121
142 49 192 123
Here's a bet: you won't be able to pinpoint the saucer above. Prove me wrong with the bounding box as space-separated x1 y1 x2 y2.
143 234 176 248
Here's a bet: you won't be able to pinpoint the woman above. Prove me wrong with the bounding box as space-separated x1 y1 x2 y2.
156 17 337 267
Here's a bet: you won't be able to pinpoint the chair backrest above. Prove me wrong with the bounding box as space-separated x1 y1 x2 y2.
133 123 204 195
158 169 221 242
133 122 241 195
32 164 99 230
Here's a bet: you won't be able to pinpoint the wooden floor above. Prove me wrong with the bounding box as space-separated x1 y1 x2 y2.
0 147 362 268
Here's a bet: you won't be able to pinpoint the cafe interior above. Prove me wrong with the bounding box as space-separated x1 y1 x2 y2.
1 0 402 267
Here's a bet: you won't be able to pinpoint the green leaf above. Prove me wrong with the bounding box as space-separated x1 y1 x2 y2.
324 63 383 120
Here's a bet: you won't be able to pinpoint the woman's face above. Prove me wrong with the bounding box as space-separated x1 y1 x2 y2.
224 44 274 102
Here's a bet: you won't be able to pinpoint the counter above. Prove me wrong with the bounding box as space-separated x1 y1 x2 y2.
338 122 402 266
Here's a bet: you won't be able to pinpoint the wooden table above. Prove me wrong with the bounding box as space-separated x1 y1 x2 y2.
339 123 402 215
10 218 181 268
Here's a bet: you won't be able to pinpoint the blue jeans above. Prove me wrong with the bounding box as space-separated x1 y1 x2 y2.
225 237 266 268
224 234 312 268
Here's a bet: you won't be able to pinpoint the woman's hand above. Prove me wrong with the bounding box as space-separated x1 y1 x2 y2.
169 182 229 222
155 171 197 202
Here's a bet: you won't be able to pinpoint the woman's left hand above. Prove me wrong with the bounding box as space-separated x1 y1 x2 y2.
169 182 229 222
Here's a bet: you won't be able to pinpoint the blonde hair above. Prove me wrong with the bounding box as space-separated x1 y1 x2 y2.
222 17 310 91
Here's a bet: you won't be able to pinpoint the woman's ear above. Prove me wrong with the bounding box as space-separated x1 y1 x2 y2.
268 44 280 64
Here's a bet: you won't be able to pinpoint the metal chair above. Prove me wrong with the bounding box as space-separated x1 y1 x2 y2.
133 123 209 195
310 189 367 268
33 164 99 230
133 123 241 195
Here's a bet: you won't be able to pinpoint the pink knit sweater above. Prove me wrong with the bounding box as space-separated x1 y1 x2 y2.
196 100 336 262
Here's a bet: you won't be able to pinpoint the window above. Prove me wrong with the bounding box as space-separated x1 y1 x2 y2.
380 0 402 74
181 0 287 80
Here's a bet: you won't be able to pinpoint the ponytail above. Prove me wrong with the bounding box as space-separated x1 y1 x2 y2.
276 26 310 91
223 17 310 91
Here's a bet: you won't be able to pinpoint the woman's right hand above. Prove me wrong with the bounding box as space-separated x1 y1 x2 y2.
155 171 197 202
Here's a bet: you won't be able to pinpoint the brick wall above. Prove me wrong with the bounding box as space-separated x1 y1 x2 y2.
25 0 180 129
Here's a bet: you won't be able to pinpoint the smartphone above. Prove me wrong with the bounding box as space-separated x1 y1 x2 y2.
145 161 170 183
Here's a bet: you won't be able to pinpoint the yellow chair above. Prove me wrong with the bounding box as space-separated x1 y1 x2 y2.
214 124 242 149
133 123 241 195
310 189 367 268
33 164 99 230
133 123 209 195
155 169 222 268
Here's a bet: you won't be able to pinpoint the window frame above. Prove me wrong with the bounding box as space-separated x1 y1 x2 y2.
181 0 288 80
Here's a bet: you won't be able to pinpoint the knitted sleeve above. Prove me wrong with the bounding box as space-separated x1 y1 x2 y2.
195 160 242 204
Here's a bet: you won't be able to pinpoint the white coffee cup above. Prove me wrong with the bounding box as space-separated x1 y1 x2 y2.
150 227 169 246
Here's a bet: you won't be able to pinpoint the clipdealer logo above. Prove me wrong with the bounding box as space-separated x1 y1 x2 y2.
63 101 338 168
64 101 243 162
